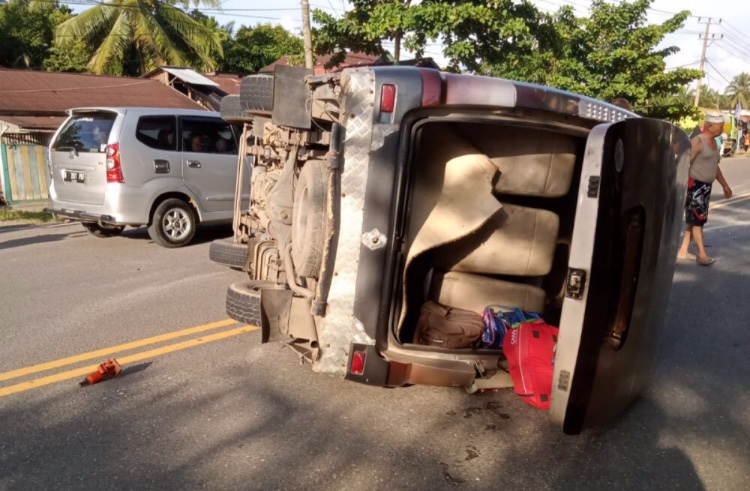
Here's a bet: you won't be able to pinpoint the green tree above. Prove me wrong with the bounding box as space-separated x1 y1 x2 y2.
44 39 91 72
312 0 540 70
54 0 223 76
0 0 73 69
189 9 233 71
220 24 303 74
725 72 750 107
485 0 702 120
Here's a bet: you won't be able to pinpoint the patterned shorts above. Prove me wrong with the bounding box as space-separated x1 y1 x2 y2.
685 178 712 226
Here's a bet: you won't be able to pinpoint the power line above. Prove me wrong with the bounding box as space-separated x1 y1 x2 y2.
714 43 750 63
721 20 750 41
705 60 732 86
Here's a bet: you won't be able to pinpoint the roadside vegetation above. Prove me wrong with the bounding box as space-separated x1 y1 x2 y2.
0 208 55 225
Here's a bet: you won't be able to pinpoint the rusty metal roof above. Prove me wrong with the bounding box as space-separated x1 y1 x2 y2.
0 69 203 117
205 74 241 95
0 115 66 131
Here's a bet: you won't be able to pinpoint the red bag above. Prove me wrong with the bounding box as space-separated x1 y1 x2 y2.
502 321 559 410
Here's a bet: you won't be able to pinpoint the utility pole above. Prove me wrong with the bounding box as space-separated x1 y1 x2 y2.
694 18 724 107
301 0 314 70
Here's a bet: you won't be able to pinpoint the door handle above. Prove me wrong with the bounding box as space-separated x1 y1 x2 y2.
187 160 201 168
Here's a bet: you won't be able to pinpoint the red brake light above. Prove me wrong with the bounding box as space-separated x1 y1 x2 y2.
106 143 123 183
380 84 396 113
350 350 366 375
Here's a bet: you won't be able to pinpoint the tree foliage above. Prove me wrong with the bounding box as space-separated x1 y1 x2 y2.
312 0 538 70
314 0 703 120
725 72 750 107
0 0 74 69
219 24 303 74
481 0 702 119
43 39 91 73
54 0 223 76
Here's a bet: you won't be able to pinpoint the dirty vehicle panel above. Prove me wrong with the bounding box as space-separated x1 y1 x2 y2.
226 67 689 433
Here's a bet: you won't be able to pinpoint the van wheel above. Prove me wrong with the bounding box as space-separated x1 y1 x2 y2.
292 160 327 278
226 280 283 326
209 238 249 270
82 222 125 238
148 198 196 248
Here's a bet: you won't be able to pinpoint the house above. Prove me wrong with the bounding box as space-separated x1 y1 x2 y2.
142 67 241 111
0 69 203 205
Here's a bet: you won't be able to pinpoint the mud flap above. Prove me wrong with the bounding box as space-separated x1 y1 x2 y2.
260 290 319 344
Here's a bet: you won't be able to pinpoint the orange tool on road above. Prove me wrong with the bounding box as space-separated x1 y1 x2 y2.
79 359 122 387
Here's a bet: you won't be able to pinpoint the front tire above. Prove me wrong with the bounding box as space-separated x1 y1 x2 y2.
82 222 125 238
148 198 197 248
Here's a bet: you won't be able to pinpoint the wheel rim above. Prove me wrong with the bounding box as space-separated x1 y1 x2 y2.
162 208 191 240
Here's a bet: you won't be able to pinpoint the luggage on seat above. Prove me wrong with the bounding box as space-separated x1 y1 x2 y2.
414 301 485 349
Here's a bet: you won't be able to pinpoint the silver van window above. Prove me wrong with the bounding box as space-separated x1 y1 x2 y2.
53 112 116 153
182 118 238 154
136 116 177 151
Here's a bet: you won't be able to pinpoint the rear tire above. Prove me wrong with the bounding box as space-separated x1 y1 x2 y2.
209 238 249 270
226 280 285 326
240 75 274 114
220 95 253 124
148 198 196 248
82 222 124 238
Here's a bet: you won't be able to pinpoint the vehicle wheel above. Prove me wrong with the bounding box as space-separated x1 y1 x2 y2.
226 280 285 326
240 75 274 114
209 238 250 270
292 160 327 278
147 198 197 248
220 95 253 124
82 222 125 238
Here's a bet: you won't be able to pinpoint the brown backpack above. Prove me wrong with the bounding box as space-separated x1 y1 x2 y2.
414 301 485 349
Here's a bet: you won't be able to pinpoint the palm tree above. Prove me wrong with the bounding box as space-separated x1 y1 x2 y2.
55 0 223 75
725 72 750 107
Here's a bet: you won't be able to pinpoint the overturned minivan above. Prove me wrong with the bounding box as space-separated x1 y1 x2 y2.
221 66 690 434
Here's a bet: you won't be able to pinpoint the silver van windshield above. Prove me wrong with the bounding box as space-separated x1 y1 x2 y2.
53 112 117 153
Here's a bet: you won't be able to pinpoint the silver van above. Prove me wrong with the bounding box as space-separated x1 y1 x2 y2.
223 66 690 434
47 107 247 247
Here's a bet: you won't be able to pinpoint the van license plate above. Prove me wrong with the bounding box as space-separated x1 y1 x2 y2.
64 171 85 183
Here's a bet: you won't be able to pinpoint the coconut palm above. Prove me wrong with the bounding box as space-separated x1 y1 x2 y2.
55 0 223 75
725 72 750 107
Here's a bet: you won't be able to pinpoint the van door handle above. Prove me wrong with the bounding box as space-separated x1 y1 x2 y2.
187 160 201 168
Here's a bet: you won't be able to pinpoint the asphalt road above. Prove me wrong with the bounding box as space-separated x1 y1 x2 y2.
1 157 750 491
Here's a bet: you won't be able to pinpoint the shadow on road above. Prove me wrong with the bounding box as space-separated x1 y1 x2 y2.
1 214 748 489
119 224 233 247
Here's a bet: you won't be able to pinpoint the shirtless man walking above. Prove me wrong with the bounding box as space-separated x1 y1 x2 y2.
677 112 733 265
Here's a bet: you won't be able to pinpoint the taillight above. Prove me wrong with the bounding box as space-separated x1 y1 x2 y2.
106 143 123 183
380 84 396 113
350 350 366 375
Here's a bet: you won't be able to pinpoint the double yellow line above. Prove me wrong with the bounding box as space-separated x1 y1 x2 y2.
0 319 258 398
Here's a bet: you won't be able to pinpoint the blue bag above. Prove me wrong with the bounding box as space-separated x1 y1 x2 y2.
480 305 542 349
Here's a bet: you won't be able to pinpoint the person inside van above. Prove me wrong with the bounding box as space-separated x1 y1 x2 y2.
190 133 206 152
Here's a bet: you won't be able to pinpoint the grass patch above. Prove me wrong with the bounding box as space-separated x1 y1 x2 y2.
0 208 55 224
